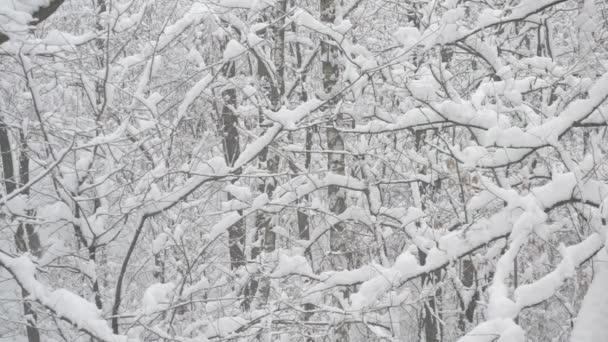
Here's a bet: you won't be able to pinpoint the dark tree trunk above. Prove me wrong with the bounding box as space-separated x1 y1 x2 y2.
0 119 41 342
419 250 443 342
244 1 287 312
320 0 351 340
220 60 246 270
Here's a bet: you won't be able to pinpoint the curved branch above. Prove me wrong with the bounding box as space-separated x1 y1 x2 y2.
0 252 125 342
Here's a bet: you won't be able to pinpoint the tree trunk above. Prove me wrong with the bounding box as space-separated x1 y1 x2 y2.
419 250 442 342
321 0 347 269
414 130 443 342
0 119 41 342
459 258 478 329
320 1 350 340
244 1 287 312
220 60 246 270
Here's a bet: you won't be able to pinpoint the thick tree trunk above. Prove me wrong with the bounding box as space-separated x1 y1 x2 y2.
255 0 286 259
320 1 350 340
414 130 443 342
419 250 443 342
288 0 312 248
0 120 17 194
220 60 246 270
459 258 478 328
244 1 287 312
288 9 315 340
297 128 312 242
321 0 347 269
0 119 41 342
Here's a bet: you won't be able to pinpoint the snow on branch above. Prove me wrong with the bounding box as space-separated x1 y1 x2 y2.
347 71 608 168
305 170 608 311
0 0 66 44
0 253 129 342
570 247 608 341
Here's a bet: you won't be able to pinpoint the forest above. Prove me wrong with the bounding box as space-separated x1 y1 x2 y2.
0 0 607 341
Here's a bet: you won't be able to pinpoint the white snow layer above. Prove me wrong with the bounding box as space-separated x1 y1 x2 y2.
570 247 608 342
0 254 129 342
0 0 49 38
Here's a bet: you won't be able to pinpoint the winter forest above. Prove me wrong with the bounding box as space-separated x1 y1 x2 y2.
1 0 608 341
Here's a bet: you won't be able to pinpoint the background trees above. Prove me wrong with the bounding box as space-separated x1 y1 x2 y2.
0 0 607 341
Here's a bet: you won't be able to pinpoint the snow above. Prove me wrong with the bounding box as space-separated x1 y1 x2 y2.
355 93 505 134
41 29 96 46
0 254 128 342
271 173 367 211
117 3 209 70
86 121 129 147
234 124 281 168
2 0 607 340
37 201 76 223
142 282 175 315
181 276 210 298
525 72 608 143
393 27 421 50
246 32 263 46
270 253 313 278
251 193 269 209
509 0 563 20
158 4 208 48
218 0 271 10
225 184 252 203
304 265 378 302
570 247 608 341
349 265 401 310
5 194 28 216
291 8 343 42
205 316 247 338
207 211 242 241
114 3 148 33
441 7 465 25
353 70 608 169
457 319 524 342
264 99 322 130
468 190 499 210
223 39 246 60
305 168 606 315
142 156 229 215
477 9 503 27
0 0 48 40
333 19 352 34
514 233 605 311
459 146 489 168
152 233 169 254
